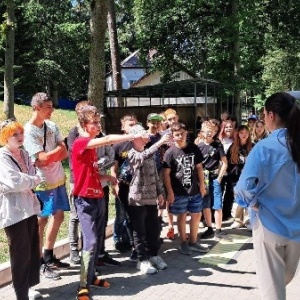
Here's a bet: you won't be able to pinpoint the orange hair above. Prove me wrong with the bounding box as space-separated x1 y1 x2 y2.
0 120 24 146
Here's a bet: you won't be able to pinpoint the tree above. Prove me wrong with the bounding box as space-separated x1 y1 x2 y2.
88 0 109 112
107 0 123 105
3 0 15 118
19 0 90 104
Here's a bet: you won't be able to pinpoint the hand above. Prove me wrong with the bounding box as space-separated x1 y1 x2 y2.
161 133 172 145
107 175 118 185
34 159 46 168
157 194 164 206
216 176 223 184
166 192 175 204
200 184 206 197
111 183 119 196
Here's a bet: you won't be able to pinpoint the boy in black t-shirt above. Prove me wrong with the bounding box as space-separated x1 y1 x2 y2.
163 122 209 255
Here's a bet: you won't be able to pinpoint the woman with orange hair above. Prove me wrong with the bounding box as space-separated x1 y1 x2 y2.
0 119 44 300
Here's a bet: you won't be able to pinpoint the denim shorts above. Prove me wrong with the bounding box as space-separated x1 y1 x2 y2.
36 185 70 217
202 179 223 210
169 193 203 215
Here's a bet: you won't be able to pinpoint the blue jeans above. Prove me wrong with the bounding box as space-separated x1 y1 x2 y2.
203 179 223 210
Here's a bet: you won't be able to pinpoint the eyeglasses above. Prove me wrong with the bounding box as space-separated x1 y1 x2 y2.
0 118 16 129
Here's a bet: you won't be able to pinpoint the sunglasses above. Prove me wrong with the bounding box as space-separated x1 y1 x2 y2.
0 118 16 129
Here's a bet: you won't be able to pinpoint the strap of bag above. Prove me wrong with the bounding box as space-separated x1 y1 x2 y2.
43 122 47 151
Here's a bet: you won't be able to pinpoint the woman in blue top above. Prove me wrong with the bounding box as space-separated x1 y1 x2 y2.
235 92 300 300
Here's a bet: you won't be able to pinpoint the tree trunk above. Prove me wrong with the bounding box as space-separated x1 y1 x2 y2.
3 0 16 119
52 80 59 107
232 0 241 121
107 0 124 106
88 0 109 113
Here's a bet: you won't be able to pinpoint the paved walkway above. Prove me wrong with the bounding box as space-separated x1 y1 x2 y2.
1 221 300 300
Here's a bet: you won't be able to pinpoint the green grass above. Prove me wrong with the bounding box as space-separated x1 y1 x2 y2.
0 102 116 263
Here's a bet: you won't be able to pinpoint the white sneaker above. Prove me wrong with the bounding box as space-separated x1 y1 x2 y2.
230 221 241 229
150 256 167 270
29 289 43 299
136 260 157 274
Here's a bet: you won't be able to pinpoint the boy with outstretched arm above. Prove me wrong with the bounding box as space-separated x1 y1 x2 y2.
72 106 143 300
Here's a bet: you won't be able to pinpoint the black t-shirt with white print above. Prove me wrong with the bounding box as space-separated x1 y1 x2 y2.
197 140 225 171
163 143 204 196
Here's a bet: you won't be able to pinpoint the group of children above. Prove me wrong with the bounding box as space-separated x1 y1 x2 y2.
0 92 268 300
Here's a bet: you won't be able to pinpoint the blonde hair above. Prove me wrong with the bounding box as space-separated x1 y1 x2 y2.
252 120 268 142
164 108 177 116
0 119 24 146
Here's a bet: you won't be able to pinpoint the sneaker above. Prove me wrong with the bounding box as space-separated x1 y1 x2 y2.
114 241 128 253
70 250 81 265
150 256 167 270
91 277 111 289
230 221 241 229
76 287 90 300
96 253 121 267
201 228 215 239
136 260 157 274
189 242 210 253
47 256 70 269
166 227 175 240
215 231 233 241
129 249 138 263
40 264 61 280
28 289 42 299
179 241 191 255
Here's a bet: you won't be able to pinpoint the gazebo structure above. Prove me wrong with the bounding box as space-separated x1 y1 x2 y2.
104 78 235 136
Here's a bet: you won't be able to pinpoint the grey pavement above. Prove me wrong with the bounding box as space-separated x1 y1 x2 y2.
1 220 300 300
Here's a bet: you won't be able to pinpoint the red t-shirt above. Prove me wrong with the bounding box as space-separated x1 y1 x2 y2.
72 137 104 198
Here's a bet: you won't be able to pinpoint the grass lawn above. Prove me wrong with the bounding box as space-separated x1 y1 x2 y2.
0 102 116 263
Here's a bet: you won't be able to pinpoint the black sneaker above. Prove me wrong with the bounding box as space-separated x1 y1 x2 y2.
96 253 121 267
129 249 138 263
48 256 70 269
70 250 81 265
40 264 61 280
201 228 215 239
215 231 233 241
114 241 128 253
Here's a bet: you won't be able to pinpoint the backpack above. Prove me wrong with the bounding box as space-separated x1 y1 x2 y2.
118 158 133 184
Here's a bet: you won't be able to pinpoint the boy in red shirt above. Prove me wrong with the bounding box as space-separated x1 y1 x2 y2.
72 106 144 300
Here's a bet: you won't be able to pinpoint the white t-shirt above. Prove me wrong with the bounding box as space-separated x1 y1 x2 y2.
23 120 66 190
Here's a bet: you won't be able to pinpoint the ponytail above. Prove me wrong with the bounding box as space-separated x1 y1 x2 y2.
286 104 300 171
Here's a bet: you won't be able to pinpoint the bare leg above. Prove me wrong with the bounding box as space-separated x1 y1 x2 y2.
189 212 201 243
215 209 223 230
177 213 187 242
203 208 212 227
38 217 48 257
44 210 64 250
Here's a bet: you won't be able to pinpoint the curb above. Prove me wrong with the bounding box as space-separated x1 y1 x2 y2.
0 219 114 287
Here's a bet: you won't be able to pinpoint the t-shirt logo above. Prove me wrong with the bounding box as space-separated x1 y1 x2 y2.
176 154 195 187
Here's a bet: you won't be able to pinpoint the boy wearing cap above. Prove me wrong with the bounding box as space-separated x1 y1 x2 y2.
127 124 171 274
247 115 257 133
146 113 168 226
